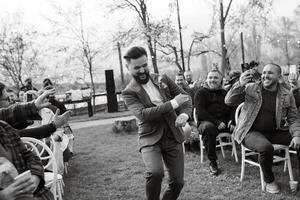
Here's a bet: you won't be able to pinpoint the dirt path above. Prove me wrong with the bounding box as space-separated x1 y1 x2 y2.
69 115 135 130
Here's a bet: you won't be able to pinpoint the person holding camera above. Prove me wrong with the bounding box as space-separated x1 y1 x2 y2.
225 63 300 194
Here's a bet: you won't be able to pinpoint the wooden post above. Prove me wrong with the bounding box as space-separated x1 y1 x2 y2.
117 42 125 85
87 98 93 117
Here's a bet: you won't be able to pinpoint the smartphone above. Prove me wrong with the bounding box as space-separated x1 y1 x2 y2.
290 65 298 75
14 170 31 181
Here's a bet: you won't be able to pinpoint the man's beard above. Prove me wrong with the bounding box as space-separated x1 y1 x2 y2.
133 72 150 84
263 78 277 89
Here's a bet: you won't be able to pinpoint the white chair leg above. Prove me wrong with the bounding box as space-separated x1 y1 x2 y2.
285 148 294 181
56 181 63 200
240 146 245 182
259 166 265 191
219 139 226 159
199 135 204 163
232 139 238 162
284 159 287 172
51 184 57 200
64 162 68 174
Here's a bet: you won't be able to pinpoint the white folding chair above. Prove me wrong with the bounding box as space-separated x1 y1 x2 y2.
193 108 238 163
235 103 294 191
45 136 65 198
22 137 64 200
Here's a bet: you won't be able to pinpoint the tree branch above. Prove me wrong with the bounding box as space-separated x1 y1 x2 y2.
224 0 233 21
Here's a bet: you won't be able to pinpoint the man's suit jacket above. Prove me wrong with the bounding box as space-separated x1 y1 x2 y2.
122 74 192 151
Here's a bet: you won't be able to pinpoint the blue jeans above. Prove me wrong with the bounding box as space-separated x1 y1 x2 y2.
141 125 184 200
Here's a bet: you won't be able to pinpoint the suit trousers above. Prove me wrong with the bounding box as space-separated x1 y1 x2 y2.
141 124 184 200
243 130 300 183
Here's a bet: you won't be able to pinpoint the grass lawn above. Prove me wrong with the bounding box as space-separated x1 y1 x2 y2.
63 124 300 200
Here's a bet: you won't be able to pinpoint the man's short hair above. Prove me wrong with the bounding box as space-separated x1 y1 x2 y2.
264 63 282 75
176 71 184 77
43 78 53 88
208 69 223 78
24 78 32 83
123 46 147 62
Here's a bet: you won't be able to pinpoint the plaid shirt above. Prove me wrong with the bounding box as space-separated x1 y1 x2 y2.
0 102 54 200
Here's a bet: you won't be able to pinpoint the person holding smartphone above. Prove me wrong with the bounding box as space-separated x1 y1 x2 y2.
0 84 54 200
225 63 300 194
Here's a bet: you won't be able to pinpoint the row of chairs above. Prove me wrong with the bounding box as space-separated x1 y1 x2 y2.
22 137 65 200
191 103 295 191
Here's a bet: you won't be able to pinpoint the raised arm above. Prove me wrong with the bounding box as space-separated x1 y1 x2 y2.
163 75 192 118
224 81 246 106
123 90 174 122
225 70 254 106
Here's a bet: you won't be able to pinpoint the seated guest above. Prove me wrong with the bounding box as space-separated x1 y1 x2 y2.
175 72 194 102
194 69 233 176
0 89 55 199
184 70 194 87
20 78 38 102
0 82 70 139
42 78 74 157
175 72 199 151
42 78 67 114
225 63 300 194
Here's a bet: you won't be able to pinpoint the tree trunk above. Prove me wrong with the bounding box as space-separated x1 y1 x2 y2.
187 39 195 71
147 39 159 74
219 0 231 75
88 63 96 113
220 1 227 75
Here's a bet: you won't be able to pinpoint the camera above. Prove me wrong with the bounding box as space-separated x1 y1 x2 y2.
241 61 259 72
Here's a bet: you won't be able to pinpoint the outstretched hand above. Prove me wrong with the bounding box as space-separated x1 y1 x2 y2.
217 122 226 130
52 109 71 128
34 89 55 110
290 137 300 150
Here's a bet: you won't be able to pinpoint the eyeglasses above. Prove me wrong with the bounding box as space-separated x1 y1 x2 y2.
0 97 10 102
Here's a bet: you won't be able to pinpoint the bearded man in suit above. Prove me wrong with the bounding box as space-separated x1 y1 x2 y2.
122 46 192 200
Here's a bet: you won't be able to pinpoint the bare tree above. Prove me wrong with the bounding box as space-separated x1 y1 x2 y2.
205 0 273 73
187 32 210 70
46 1 103 111
0 20 41 90
219 0 233 74
268 16 297 66
109 0 159 73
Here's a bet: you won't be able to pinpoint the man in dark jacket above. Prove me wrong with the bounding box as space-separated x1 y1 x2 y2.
194 69 233 176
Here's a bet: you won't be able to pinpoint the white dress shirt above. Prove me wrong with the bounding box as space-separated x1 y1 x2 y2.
142 80 179 108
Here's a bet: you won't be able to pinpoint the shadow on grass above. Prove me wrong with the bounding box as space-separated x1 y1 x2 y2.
63 124 300 200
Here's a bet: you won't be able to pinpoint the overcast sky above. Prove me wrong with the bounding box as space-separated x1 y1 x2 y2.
0 0 299 83
0 0 299 41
